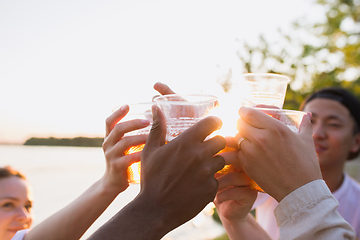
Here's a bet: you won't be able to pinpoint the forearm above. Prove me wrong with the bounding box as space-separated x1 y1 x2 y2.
25 179 119 240
221 214 271 240
87 195 171 240
276 180 356 240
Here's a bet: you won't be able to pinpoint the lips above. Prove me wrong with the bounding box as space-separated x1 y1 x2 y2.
7 227 26 233
314 142 327 153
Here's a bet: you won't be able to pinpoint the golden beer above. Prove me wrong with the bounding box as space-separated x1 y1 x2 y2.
125 144 145 183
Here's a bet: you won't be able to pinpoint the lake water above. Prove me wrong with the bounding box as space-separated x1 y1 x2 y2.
0 145 224 240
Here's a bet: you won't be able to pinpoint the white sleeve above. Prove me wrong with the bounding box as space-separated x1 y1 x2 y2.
275 180 356 240
11 229 28 240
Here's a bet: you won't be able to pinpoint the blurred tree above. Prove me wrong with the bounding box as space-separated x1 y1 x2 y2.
213 2 360 237
234 0 360 109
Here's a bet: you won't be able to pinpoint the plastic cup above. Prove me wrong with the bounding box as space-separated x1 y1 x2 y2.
237 73 291 108
113 102 154 183
154 94 219 141
254 107 307 133
218 107 307 192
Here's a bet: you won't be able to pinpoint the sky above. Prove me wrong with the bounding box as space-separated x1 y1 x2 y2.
0 0 324 144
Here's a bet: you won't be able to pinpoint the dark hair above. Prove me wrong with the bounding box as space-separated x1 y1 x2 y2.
300 87 360 160
0 166 27 180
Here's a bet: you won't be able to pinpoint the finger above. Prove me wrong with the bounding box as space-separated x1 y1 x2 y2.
239 106 274 129
107 153 142 181
142 105 167 153
105 105 129 137
203 135 226 156
299 112 313 138
120 151 142 167
216 186 257 205
225 136 239 150
218 150 242 170
105 119 150 147
255 104 280 109
211 155 226 173
217 172 252 191
111 134 148 157
153 82 176 95
152 95 160 101
179 116 222 142
234 132 251 151
236 117 259 143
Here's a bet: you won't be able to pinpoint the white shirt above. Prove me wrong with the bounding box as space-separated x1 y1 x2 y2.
11 229 28 240
254 173 360 239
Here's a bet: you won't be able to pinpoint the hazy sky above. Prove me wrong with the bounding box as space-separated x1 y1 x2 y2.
0 0 323 143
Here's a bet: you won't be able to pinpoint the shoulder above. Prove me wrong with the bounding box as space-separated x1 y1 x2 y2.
336 174 360 210
345 174 360 193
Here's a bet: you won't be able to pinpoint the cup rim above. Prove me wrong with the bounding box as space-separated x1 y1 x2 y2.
153 93 218 105
112 102 155 113
242 73 291 84
252 107 307 115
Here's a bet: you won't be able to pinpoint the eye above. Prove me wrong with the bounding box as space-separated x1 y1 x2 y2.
25 203 32 212
327 122 342 128
2 202 15 209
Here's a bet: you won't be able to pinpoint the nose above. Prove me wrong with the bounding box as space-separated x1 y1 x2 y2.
312 122 326 139
15 207 32 224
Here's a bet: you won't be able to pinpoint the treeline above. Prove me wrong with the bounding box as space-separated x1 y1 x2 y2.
24 137 104 147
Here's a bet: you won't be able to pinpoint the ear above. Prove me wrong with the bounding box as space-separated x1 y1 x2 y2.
350 132 360 154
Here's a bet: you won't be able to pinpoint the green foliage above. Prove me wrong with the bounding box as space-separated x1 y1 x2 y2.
213 234 230 240
212 207 222 224
232 0 360 108
24 137 104 147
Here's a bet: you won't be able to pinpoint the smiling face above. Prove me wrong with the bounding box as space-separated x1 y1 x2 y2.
0 176 33 240
303 98 360 172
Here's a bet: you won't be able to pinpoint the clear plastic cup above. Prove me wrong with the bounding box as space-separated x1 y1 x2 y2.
113 102 154 183
154 94 219 141
236 73 291 108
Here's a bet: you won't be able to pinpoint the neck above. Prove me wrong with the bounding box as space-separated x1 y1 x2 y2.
321 168 344 192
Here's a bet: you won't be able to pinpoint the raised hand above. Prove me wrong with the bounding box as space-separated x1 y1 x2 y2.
101 104 150 193
88 105 225 240
235 107 322 202
139 105 225 235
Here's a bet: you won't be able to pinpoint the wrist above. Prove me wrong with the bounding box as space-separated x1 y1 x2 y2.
99 175 129 197
221 214 252 238
275 176 323 202
95 178 122 201
123 194 169 239
221 214 248 226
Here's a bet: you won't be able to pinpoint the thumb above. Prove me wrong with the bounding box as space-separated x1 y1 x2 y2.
299 112 313 139
153 82 176 95
142 105 167 154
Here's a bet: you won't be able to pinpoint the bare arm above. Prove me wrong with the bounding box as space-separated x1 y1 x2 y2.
25 105 150 240
24 180 119 240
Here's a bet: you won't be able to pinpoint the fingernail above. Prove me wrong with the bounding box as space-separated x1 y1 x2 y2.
239 106 250 116
120 105 128 111
213 117 223 130
141 119 150 126
152 105 158 116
